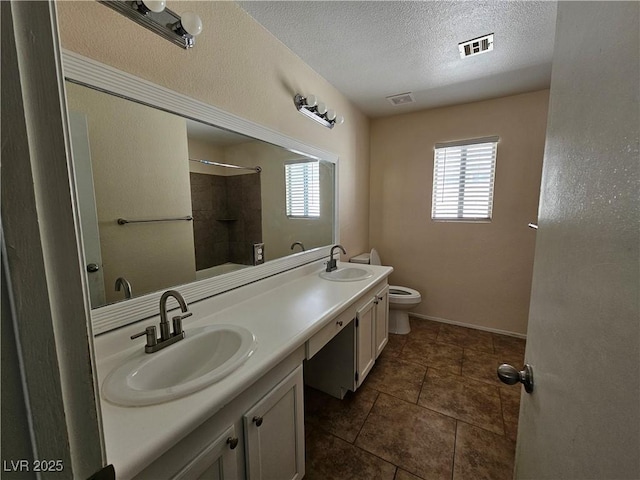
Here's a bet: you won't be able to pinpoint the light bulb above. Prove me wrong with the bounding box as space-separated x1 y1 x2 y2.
316 101 327 115
141 0 165 13
180 12 203 36
305 95 317 107
334 115 344 125
326 109 337 121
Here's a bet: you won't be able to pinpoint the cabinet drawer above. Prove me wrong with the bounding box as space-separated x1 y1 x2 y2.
306 308 354 359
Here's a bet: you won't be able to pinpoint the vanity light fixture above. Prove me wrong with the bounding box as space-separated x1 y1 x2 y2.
294 94 344 129
99 1 203 49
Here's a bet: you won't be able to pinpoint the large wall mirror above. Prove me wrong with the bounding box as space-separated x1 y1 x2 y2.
62 51 338 334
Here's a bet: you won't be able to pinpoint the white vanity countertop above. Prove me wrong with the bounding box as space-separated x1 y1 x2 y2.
93 261 392 479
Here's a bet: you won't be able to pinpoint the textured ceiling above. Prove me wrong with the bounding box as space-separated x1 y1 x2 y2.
237 1 558 117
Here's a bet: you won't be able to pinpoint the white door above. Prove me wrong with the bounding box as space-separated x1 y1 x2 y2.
510 3 639 479
68 111 106 307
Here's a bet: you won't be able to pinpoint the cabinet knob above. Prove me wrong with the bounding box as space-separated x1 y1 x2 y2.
226 437 239 450
336 320 343 327
252 416 263 427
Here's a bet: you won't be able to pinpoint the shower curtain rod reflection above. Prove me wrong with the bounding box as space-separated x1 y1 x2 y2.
189 158 262 173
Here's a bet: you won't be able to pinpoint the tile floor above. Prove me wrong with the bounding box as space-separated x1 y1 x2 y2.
304 317 526 480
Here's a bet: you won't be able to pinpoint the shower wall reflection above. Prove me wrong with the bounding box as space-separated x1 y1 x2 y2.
190 171 262 274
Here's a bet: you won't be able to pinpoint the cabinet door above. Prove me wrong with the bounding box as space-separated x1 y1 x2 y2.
356 297 376 387
171 425 239 480
244 365 304 480
374 285 389 359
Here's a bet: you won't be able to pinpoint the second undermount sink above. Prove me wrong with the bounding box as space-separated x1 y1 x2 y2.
319 267 373 282
103 324 257 407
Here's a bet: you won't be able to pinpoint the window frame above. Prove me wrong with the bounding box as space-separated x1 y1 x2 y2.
431 136 499 222
284 159 321 219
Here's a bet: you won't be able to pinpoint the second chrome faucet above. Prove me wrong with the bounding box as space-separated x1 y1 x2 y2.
131 290 192 353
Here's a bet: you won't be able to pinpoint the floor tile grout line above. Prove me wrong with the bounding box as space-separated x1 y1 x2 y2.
498 386 509 439
370 382 505 438
451 419 459 480
312 426 401 478
342 411 421 480
351 387 381 445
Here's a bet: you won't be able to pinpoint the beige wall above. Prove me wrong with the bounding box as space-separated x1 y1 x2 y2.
370 90 549 335
187 138 229 176
57 1 370 259
66 83 196 303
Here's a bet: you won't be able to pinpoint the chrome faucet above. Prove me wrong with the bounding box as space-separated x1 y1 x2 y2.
114 276 133 299
326 244 346 272
159 290 190 341
131 289 192 353
290 241 305 252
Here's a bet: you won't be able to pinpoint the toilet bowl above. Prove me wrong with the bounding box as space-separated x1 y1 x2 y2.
350 249 422 334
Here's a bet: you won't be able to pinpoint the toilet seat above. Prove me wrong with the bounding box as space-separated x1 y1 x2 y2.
388 286 421 305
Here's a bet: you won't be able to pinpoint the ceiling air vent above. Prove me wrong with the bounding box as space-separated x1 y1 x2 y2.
386 92 415 106
458 33 494 59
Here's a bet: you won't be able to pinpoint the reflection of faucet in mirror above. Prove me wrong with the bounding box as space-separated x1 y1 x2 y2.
290 241 305 252
115 277 133 299
326 245 347 272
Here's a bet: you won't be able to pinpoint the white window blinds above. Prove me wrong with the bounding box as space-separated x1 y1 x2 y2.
432 136 499 221
285 160 320 218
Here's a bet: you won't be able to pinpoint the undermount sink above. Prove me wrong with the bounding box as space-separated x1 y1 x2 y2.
103 324 257 407
319 267 373 282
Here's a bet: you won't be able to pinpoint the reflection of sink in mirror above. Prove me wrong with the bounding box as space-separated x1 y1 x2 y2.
66 81 335 309
319 267 374 282
102 324 257 407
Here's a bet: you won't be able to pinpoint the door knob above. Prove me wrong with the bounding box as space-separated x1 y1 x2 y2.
497 363 534 393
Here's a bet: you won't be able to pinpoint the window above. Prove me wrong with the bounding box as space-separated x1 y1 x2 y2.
285 160 320 218
431 136 499 221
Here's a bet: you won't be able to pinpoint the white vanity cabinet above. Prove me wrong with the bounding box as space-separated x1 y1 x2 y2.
355 284 389 385
304 280 390 397
134 421 241 480
172 425 239 480
355 297 376 387
373 285 389 359
243 366 305 480
132 353 305 480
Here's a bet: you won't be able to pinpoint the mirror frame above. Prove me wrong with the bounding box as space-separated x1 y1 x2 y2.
62 50 339 335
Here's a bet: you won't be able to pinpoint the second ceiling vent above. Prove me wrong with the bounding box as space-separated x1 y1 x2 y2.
458 33 494 59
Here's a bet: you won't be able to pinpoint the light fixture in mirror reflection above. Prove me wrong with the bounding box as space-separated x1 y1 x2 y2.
65 81 335 309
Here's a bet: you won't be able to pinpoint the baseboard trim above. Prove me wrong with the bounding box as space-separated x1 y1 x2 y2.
410 313 527 339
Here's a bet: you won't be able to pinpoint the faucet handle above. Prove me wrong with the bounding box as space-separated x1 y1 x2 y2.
172 312 192 335
131 326 157 347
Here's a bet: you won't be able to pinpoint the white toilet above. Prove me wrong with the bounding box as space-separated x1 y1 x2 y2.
350 249 422 334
